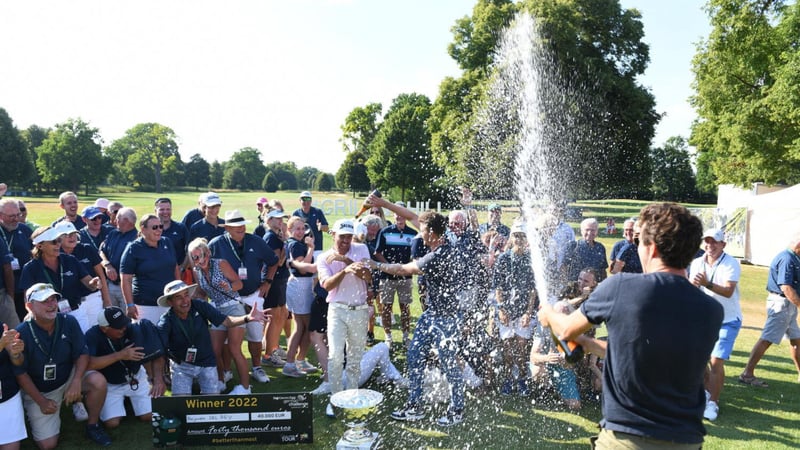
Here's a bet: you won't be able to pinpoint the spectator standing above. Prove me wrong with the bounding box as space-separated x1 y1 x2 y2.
106 202 123 229
78 207 111 256
180 193 206 229
540 203 723 448
478 203 510 238
739 233 800 388
261 210 290 368
120 214 180 323
155 198 189 267
689 228 742 421
58 221 111 329
565 218 608 282
374 206 418 347
51 191 86 230
608 218 642 275
0 198 33 321
208 211 278 384
18 199 40 232
189 192 225 242
99 207 137 311
292 191 329 251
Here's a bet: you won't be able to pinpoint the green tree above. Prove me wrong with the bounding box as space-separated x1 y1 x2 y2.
691 0 800 187
296 166 321 190
367 93 441 201
650 136 697 201
107 123 180 192
314 172 335 191
336 150 371 197
264 161 298 191
35 118 107 193
430 0 658 199
262 171 278 192
184 154 211 190
0 108 36 189
209 161 225 189
340 103 383 155
20 124 50 190
225 147 266 190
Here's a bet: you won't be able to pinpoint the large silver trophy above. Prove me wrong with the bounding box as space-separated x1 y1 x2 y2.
329 389 383 449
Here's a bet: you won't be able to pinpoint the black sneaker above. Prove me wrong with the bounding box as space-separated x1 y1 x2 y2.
366 331 376 346
436 410 464 427
86 423 112 447
391 403 425 421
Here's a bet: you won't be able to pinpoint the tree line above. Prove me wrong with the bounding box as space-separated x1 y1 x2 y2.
336 0 792 204
0 113 335 194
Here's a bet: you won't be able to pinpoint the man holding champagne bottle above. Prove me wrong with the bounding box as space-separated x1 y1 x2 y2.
540 203 723 449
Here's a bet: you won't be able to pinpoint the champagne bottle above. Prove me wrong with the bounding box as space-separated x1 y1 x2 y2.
550 328 584 364
354 189 381 218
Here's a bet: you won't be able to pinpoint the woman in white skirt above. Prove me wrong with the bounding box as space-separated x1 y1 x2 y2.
281 217 319 377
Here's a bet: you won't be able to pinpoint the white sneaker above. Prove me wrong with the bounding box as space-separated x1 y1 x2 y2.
230 384 252 395
223 370 233 383
251 366 270 383
325 402 335 418
310 381 331 395
72 402 89 422
274 347 288 360
704 400 719 421
296 360 319 374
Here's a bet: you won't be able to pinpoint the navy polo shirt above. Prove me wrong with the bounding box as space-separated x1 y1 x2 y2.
14 314 88 393
209 233 277 296
0 238 11 291
157 300 225 367
287 238 313 278
63 244 102 297
0 320 20 402
120 237 177 306
78 225 111 254
162 220 189 265
86 319 164 384
189 218 226 242
180 208 204 230
263 230 289 280
51 216 87 230
100 228 137 271
375 224 417 280
0 223 33 293
20 254 91 310
767 249 800 295
291 207 328 251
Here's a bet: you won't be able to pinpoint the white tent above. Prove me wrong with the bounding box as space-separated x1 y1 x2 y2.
717 184 800 266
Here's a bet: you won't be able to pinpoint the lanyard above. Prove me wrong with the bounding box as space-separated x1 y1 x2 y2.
171 312 195 346
41 258 64 292
83 230 101 253
225 234 244 266
704 253 726 284
0 226 13 249
28 315 62 364
106 336 134 377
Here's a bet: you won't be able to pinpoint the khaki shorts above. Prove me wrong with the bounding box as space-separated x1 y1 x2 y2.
379 278 413 305
593 429 701 449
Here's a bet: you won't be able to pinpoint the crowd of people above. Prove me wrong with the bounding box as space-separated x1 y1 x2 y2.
0 186 798 449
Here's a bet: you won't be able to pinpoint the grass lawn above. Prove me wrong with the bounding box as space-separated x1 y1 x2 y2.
15 191 800 448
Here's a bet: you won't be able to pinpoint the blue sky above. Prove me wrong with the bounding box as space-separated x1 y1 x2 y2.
0 0 710 174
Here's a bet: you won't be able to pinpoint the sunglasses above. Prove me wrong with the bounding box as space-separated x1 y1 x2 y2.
191 253 205 262
149 224 164 230
110 209 120 215
300 197 312 202
90 216 103 221
19 208 26 212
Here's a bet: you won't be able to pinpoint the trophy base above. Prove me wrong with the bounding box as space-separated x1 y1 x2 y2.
336 432 381 450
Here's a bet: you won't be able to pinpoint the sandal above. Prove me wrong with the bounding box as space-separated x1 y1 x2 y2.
738 374 768 387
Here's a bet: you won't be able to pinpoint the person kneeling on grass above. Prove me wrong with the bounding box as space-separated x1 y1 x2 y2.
87 306 166 428
155 280 268 396
14 283 112 448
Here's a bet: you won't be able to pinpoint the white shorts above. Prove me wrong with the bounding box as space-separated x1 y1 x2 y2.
82 291 104 329
286 276 315 314
241 292 265 342
498 316 534 340
100 367 152 421
67 303 90 333
0 391 27 445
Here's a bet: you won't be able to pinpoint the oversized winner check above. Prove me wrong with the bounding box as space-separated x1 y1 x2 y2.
152 392 313 446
